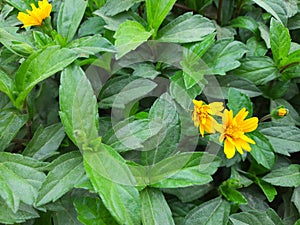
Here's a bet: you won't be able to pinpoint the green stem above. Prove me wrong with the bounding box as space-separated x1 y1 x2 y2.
279 62 299 73
217 0 223 25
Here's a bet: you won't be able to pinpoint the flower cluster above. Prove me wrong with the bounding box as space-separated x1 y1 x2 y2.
192 100 258 159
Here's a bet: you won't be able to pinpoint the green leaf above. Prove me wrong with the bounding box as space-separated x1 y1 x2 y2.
0 152 46 212
98 76 157 109
202 39 247 75
227 88 253 117
184 197 231 225
233 56 280 85
130 63 161 79
262 164 300 187
35 152 85 206
255 177 277 202
83 143 140 225
292 186 300 214
57 0 88 42
0 202 39 224
230 16 259 36
78 17 106 37
270 18 291 66
219 185 247 204
0 69 14 102
114 20 153 59
146 0 177 36
260 126 300 156
156 12 215 43
252 0 288 25
4 0 35 11
246 37 268 57
0 109 28 151
22 123 65 161
141 188 175 225
68 34 115 56
14 46 78 109
230 208 285 225
59 64 99 144
248 131 275 170
99 0 143 16
74 195 119 225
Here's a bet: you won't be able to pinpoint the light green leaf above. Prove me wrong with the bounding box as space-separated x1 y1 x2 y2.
22 123 65 161
146 0 177 35
68 34 115 56
262 164 300 187
35 152 85 206
57 0 88 42
59 64 99 144
74 195 119 225
184 197 231 225
0 69 14 102
202 39 247 75
99 0 144 16
230 16 259 36
255 177 277 202
246 37 268 57
270 18 291 66
114 20 153 59
130 63 161 79
84 143 140 225
156 12 215 43
248 131 275 170
252 0 288 25
141 188 175 225
14 46 78 109
227 88 253 117
233 56 280 85
260 126 300 156
0 109 28 151
230 208 285 225
219 185 247 204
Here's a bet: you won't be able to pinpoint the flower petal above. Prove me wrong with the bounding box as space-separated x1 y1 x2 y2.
240 134 255 144
241 117 258 132
224 139 235 159
234 108 248 123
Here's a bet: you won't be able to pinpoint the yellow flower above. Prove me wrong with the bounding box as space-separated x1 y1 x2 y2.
192 100 224 137
278 108 288 117
218 108 258 159
17 0 52 28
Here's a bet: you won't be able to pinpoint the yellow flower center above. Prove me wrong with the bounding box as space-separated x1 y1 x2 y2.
224 123 243 139
278 108 287 117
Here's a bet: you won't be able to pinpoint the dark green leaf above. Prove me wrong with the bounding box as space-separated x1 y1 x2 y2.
156 12 215 43
99 0 143 16
36 152 85 206
292 186 300 214
230 16 259 36
114 20 153 59
184 197 230 225
57 0 88 42
246 37 268 57
0 69 14 102
262 164 300 187
0 109 27 151
141 188 175 225
255 177 277 202
219 185 248 204
227 88 253 117
248 131 275 170
23 123 65 160
74 195 119 225
5 0 35 11
59 64 99 144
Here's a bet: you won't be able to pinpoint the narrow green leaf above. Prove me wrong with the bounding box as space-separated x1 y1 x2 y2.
36 152 85 206
233 56 280 85
230 16 259 36
146 0 177 35
84 143 140 225
219 185 248 204
141 188 175 225
270 18 291 66
114 20 153 59
252 0 288 25
22 123 65 161
14 46 78 109
255 177 277 202
292 186 300 214
99 0 143 16
0 69 14 102
184 197 231 225
227 88 253 117
74 195 119 225
59 64 99 144
57 0 88 42
0 109 28 151
156 12 215 43
248 131 275 170
262 164 300 187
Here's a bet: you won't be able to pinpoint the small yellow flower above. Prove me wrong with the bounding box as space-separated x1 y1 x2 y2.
17 0 52 28
217 108 258 159
277 108 288 117
192 100 224 137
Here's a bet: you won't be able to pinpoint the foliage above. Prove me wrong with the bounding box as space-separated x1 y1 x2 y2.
0 0 299 224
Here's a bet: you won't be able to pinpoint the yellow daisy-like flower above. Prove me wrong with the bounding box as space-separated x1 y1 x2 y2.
277 108 288 117
218 108 258 159
192 100 224 137
17 0 52 28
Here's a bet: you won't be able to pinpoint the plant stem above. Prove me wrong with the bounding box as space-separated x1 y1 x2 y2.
217 0 223 25
279 62 299 73
174 3 198 13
